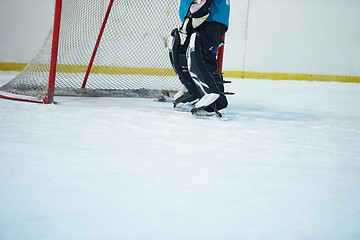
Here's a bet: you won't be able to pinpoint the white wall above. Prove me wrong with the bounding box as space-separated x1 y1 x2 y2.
1 0 359 77
0 0 54 63
225 0 360 76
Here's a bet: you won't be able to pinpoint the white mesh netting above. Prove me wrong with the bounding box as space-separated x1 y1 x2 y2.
0 0 182 102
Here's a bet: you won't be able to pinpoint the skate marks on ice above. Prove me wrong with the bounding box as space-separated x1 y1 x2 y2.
224 103 319 122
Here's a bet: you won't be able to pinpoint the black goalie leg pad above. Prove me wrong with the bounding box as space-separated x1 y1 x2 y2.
212 73 228 110
187 33 218 95
187 33 228 111
169 29 203 104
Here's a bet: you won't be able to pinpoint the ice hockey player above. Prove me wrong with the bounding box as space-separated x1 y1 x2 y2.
169 0 231 116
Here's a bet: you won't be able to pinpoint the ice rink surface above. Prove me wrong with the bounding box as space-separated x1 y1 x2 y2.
1 71 360 239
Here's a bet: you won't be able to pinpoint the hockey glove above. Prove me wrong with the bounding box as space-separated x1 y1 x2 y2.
180 0 214 34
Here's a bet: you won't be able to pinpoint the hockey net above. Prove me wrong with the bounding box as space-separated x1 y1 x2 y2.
0 0 184 103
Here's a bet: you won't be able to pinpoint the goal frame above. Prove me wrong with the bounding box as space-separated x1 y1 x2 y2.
0 0 225 104
45 0 63 104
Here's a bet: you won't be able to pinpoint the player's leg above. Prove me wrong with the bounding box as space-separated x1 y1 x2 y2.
169 28 202 107
187 21 229 113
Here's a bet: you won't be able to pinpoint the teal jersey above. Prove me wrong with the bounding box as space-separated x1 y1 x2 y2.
179 0 230 28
